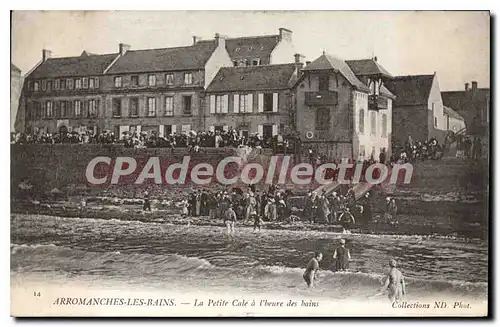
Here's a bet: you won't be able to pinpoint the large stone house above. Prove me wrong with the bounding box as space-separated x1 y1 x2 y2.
294 53 394 160
385 73 447 145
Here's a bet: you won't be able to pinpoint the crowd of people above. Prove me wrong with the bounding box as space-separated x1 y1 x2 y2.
11 128 300 153
161 180 399 236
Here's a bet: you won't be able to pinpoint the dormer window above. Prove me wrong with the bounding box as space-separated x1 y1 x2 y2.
233 61 238 67
252 58 261 66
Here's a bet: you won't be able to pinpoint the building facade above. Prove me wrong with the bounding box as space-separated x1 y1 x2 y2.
204 58 302 138
386 73 447 145
11 63 23 132
295 54 394 161
443 106 466 133
441 81 490 138
20 28 298 136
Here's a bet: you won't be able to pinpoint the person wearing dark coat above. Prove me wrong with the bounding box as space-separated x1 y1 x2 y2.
333 238 351 271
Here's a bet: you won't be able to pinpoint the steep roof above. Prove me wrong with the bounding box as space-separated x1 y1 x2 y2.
380 84 396 99
28 53 118 79
107 42 217 74
385 74 435 106
302 53 369 91
206 63 297 92
198 35 280 62
443 106 465 121
346 59 393 78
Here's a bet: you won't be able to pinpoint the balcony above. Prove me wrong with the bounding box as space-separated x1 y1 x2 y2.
368 95 388 111
305 91 338 106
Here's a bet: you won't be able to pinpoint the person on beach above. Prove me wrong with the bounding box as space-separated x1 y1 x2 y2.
382 259 406 302
143 191 151 211
333 238 351 271
252 211 263 232
303 252 323 288
339 207 355 234
224 205 237 238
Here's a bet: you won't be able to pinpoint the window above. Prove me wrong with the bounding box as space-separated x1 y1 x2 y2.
232 61 238 67
252 58 261 66
114 77 122 88
360 145 366 157
184 73 193 85
319 74 329 91
33 81 39 91
239 94 251 113
382 113 387 137
74 100 81 117
131 75 139 86
112 98 121 117
88 100 97 117
165 96 174 116
129 98 139 117
67 79 74 90
41 80 47 91
60 79 66 90
148 74 156 86
183 95 192 115
54 79 60 90
370 111 376 135
60 101 66 117
316 107 331 130
147 97 156 116
263 93 274 112
83 78 89 89
165 74 174 85
434 116 438 127
215 95 224 113
359 109 365 134
89 78 95 89
41 102 46 117
47 80 53 91
75 79 82 89
46 101 53 117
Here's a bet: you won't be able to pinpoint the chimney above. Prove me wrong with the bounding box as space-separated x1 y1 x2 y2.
373 56 378 62
214 33 226 48
42 49 52 61
471 81 478 93
192 36 202 45
119 43 131 56
305 61 311 66
465 83 470 91
278 28 293 42
294 54 305 71
294 53 305 64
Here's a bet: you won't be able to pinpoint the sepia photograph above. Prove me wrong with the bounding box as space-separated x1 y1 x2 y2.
9 10 490 317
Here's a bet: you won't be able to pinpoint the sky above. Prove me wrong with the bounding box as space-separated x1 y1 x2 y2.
11 11 490 91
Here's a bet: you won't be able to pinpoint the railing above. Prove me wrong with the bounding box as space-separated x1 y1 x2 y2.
305 91 338 106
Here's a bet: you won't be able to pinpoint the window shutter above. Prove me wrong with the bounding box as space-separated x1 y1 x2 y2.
171 125 177 134
258 124 263 136
136 125 142 133
95 78 100 88
247 94 253 113
209 125 215 132
159 125 165 136
223 125 229 132
222 95 229 113
272 124 278 136
210 95 215 114
258 93 264 112
272 93 278 112
233 94 240 113
96 99 100 117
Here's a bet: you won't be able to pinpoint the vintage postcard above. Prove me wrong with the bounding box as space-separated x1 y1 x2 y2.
10 10 490 317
